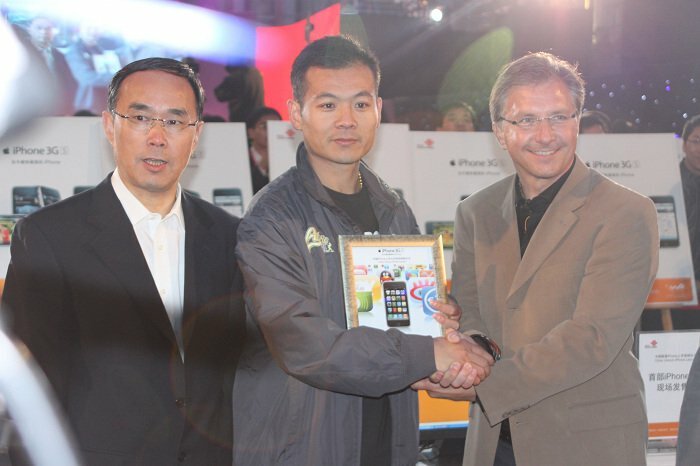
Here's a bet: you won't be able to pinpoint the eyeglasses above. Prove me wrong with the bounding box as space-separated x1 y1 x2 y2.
497 113 577 130
112 110 199 134
687 138 700 146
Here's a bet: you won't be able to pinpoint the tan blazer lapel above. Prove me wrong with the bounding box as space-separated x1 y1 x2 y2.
495 180 521 282
506 158 591 304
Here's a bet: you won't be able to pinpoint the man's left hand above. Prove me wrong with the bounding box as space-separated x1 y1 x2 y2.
430 297 461 332
412 378 477 401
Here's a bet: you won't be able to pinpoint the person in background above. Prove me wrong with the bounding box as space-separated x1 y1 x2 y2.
1 57 245 466
12 15 76 115
414 51 659 466
245 106 282 194
666 115 700 329
579 109 611 134
232 35 494 466
437 101 477 132
64 22 132 114
677 346 700 466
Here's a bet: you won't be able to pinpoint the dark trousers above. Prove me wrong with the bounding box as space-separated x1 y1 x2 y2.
494 420 516 466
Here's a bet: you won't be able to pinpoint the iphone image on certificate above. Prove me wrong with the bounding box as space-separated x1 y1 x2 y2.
383 280 410 327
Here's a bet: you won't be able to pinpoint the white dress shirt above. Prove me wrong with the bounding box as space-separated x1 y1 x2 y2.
111 169 186 357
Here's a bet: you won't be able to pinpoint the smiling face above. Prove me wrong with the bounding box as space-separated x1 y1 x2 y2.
102 70 202 213
288 64 382 183
493 78 578 198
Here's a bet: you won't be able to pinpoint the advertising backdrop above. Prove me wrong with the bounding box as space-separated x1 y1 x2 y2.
638 330 700 439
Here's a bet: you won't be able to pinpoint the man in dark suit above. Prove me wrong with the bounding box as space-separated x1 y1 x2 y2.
1 57 245 465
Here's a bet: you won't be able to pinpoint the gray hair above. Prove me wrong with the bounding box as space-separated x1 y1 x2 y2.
489 52 585 123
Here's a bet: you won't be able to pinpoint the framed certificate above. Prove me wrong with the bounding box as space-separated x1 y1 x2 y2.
339 235 447 337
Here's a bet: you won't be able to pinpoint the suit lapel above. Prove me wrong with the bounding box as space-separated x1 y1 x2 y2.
506 158 591 302
86 177 179 348
493 180 522 288
181 195 216 353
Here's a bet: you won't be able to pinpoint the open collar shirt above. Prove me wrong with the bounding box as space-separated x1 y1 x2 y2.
111 168 186 356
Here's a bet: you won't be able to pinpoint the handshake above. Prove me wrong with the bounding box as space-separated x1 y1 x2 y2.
414 300 499 401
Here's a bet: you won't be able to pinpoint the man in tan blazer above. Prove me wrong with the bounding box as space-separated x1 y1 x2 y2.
413 52 659 465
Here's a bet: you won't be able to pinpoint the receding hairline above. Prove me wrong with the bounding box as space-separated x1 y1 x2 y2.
113 70 199 115
489 52 585 122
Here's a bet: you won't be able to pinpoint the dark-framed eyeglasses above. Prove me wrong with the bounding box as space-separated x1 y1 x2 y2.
111 110 199 134
497 113 578 130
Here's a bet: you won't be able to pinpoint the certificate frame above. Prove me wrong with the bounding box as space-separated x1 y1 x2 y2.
339 234 447 337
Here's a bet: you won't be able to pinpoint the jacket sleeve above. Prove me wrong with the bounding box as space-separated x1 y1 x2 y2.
460 196 659 425
235 214 436 398
1 217 79 404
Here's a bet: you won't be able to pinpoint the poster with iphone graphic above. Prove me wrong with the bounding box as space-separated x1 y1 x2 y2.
339 235 447 337
650 195 680 248
12 186 61 215
213 188 244 217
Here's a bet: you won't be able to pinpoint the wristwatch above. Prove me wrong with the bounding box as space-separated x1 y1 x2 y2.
470 334 501 361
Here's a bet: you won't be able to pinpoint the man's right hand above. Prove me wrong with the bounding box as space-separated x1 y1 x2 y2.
432 329 494 386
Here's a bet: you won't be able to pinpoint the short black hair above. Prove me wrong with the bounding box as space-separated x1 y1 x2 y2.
290 35 380 104
440 101 477 129
107 57 205 120
682 115 700 142
246 106 282 129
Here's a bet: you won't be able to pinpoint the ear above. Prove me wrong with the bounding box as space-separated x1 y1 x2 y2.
191 121 204 149
288 98 303 130
102 110 115 146
492 121 507 150
376 96 383 128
